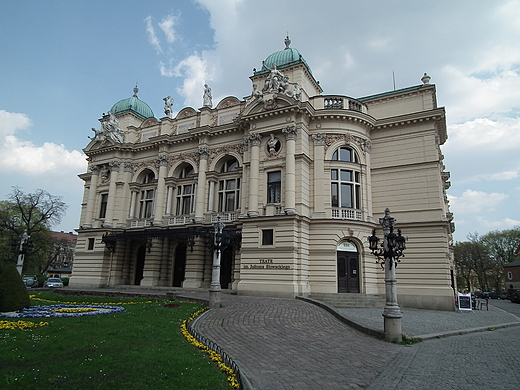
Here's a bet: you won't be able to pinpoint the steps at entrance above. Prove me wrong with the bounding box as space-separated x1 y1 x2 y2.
308 293 385 309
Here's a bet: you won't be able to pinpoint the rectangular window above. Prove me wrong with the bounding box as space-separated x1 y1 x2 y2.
99 194 108 218
176 184 194 215
139 189 155 218
218 179 240 212
267 171 281 204
87 238 95 250
262 229 274 245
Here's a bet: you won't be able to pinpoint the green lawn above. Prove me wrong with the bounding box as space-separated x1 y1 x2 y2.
0 292 231 390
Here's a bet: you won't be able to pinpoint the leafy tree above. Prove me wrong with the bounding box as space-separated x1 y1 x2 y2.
454 234 492 291
0 187 67 274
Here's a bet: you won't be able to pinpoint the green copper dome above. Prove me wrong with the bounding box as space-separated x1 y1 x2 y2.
110 86 154 119
256 36 312 75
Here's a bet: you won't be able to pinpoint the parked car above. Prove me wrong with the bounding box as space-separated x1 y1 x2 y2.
482 292 502 299
44 278 64 288
22 275 38 288
510 289 520 304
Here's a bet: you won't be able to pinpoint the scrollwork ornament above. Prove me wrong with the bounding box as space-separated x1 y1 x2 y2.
282 124 297 140
312 133 326 146
248 133 262 146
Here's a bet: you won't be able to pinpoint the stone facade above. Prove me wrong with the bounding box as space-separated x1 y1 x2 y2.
71 41 455 310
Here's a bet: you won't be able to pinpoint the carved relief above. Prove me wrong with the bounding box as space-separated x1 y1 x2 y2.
324 133 369 154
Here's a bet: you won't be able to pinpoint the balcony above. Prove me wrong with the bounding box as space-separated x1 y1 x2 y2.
315 96 368 114
211 212 238 223
331 208 363 220
130 219 153 228
167 215 192 225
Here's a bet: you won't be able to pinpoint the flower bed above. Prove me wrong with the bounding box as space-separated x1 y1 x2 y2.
1 304 124 318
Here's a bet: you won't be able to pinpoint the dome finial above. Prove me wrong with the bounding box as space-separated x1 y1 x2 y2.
133 83 139 97
284 34 291 50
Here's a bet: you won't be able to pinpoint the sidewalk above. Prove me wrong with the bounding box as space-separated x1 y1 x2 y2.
66 289 520 390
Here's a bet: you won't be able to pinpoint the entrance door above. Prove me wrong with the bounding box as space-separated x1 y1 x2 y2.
172 244 187 287
220 247 233 289
337 253 359 293
134 246 146 285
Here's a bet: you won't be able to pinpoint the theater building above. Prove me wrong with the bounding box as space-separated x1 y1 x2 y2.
71 38 456 310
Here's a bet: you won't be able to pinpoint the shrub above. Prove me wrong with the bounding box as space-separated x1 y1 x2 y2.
0 264 31 311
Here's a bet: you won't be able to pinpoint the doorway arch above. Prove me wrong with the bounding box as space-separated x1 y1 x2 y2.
337 240 359 293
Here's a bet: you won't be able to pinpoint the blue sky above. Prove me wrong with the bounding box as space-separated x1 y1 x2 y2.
1 0 519 243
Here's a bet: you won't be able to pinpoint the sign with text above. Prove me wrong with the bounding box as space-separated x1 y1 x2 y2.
458 293 472 311
243 259 291 270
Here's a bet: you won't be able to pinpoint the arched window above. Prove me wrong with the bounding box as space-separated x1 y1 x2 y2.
332 146 358 163
218 158 240 212
330 146 362 218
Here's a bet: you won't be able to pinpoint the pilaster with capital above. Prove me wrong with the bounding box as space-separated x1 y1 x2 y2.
312 134 326 217
154 155 169 225
103 161 121 227
248 133 262 217
194 147 209 222
83 165 100 228
282 125 297 214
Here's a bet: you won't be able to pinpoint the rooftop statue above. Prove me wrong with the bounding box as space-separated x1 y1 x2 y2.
203 84 213 108
163 96 174 118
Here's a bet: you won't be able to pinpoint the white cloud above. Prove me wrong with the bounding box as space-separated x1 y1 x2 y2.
476 216 520 231
448 189 509 214
160 54 210 108
0 110 86 176
446 117 520 151
0 110 32 137
159 14 178 44
145 16 162 54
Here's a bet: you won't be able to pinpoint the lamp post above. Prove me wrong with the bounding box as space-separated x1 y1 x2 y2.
368 208 406 342
209 216 225 308
16 230 32 276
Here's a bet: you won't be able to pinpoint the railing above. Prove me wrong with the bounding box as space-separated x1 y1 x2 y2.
167 215 191 225
211 212 238 222
331 208 363 220
130 219 153 228
189 311 244 389
321 96 367 113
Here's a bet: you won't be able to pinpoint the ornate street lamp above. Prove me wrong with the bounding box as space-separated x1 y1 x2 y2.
209 216 226 308
368 208 407 342
16 230 33 275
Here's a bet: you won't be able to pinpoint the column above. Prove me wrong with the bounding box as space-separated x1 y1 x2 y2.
165 182 175 215
154 155 169 225
282 125 297 215
103 160 120 228
312 133 326 217
129 188 138 219
118 162 134 228
208 178 217 213
194 146 209 222
82 165 100 228
248 133 261 217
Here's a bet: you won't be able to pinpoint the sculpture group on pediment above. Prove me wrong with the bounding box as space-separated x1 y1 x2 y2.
261 63 301 100
89 111 125 144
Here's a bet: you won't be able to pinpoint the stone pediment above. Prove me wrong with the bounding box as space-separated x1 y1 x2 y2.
242 93 296 116
176 107 198 119
141 117 160 128
216 96 241 109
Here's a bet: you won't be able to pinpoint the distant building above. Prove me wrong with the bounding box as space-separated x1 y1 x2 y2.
71 38 455 310
504 244 520 291
47 231 76 278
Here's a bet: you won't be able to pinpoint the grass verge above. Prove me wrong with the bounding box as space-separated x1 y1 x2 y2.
0 291 231 390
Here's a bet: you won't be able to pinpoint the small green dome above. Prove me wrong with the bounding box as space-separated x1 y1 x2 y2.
256 36 312 75
110 86 154 119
